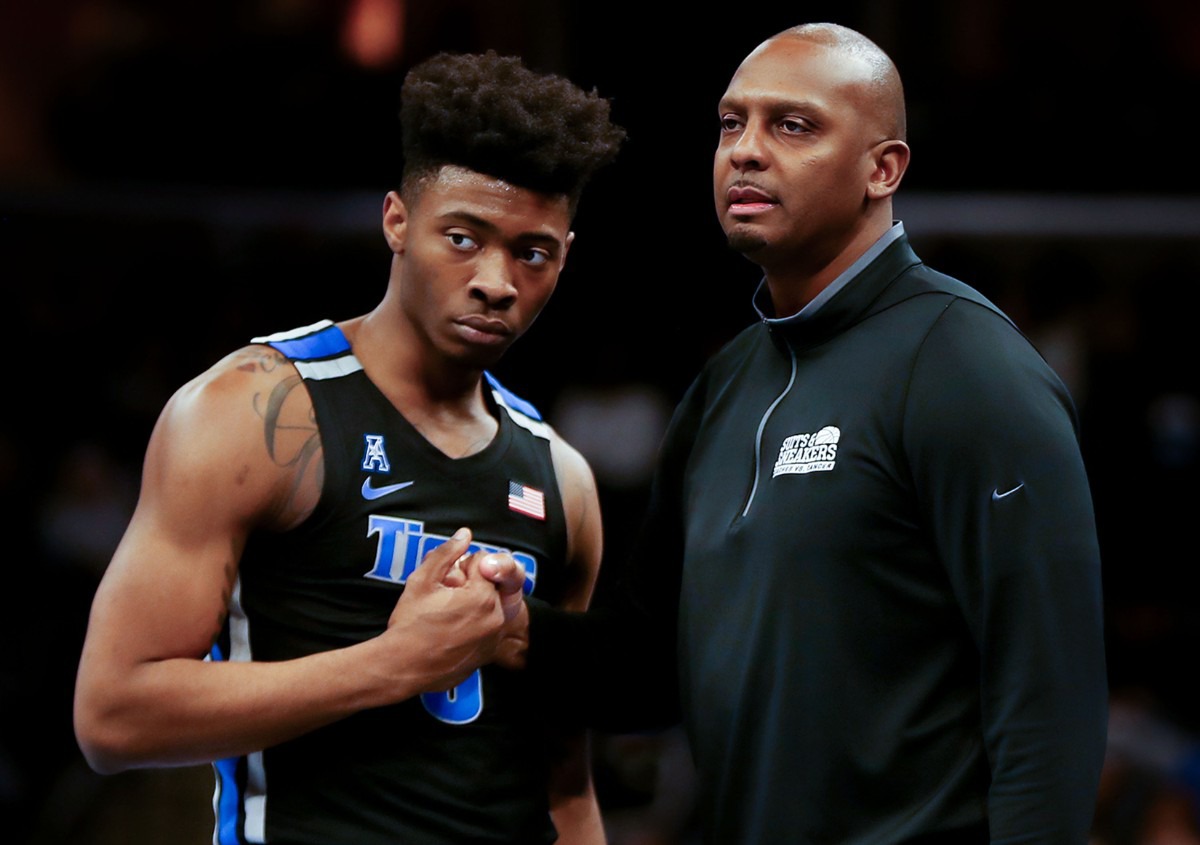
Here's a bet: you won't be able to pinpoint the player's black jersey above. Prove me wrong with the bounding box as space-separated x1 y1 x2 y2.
211 320 568 845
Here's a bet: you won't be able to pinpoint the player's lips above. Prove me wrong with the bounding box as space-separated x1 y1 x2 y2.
454 314 513 344
727 184 778 215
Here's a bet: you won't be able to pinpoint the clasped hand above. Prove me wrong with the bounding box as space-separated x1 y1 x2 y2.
386 528 529 694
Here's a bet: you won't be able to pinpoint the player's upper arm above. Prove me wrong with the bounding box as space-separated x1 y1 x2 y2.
548 430 602 612
78 345 320 676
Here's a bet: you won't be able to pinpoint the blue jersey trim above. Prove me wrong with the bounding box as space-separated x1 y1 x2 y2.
214 756 243 845
267 325 352 361
209 643 245 845
485 371 542 421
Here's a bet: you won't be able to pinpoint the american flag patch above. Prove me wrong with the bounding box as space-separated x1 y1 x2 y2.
508 481 545 520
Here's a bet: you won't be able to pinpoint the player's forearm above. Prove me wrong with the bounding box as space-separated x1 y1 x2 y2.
73 633 451 773
527 598 680 732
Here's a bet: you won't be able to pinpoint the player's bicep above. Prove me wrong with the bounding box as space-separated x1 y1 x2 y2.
82 356 307 669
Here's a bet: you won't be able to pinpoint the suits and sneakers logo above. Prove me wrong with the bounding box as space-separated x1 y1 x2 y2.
773 426 841 477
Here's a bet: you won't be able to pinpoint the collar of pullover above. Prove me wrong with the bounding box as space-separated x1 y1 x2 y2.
752 225 923 351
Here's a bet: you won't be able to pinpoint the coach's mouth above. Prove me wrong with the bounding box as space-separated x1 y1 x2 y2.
727 184 778 215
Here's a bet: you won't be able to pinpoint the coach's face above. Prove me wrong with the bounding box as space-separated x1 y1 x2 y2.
713 36 886 272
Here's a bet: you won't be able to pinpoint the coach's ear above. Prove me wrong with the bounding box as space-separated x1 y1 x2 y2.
866 139 910 200
382 191 408 254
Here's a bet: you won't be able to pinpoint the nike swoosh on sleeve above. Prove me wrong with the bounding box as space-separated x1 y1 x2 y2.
991 483 1025 501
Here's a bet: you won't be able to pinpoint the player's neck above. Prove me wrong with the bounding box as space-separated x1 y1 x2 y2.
399 384 499 459
343 312 498 458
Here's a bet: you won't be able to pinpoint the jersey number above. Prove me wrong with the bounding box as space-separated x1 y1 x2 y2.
362 515 538 725
420 566 537 724
421 673 484 724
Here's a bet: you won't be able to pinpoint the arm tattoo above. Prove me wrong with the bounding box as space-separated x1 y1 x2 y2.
251 363 323 509
257 374 313 464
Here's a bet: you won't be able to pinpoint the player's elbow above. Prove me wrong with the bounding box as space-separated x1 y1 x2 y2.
73 691 142 774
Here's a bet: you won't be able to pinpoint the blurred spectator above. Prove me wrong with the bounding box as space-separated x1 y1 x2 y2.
38 440 136 579
598 727 699 845
1094 694 1200 845
1 438 136 840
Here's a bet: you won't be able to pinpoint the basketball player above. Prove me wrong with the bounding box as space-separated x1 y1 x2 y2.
73 50 625 844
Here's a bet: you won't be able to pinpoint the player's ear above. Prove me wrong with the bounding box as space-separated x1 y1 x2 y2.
382 191 409 254
559 231 575 271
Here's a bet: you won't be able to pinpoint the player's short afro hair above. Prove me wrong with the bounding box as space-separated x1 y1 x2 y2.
399 50 626 210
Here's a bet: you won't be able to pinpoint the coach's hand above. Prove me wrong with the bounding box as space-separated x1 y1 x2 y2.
469 553 529 671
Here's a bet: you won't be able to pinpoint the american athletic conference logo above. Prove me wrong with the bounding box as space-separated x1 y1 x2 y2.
773 426 841 477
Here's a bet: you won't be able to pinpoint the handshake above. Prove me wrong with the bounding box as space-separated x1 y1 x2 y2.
441 527 529 626
388 527 530 688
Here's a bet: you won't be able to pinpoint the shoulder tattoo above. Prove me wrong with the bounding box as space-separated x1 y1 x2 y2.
246 351 323 506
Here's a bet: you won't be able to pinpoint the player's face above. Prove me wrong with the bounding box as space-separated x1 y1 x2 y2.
713 36 885 270
385 166 573 368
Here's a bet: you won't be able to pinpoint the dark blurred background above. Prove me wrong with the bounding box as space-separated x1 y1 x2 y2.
3 1 1199 843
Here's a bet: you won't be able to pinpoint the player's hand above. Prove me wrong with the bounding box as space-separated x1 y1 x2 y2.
439 545 525 627
386 527 510 693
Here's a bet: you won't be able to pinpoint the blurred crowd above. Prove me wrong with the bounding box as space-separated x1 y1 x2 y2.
3 1 1200 843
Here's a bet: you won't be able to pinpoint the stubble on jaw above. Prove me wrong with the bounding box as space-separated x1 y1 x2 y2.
725 227 768 255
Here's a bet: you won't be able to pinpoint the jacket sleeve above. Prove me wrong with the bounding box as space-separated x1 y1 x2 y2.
526 375 709 733
903 298 1108 843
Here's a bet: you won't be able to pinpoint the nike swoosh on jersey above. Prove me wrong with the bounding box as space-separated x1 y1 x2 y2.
991 483 1025 501
361 478 415 500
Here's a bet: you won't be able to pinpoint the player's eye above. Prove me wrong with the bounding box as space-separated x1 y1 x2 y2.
719 115 742 132
448 232 478 250
521 248 551 267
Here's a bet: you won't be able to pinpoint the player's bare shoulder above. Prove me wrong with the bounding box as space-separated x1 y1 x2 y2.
546 428 596 503
152 343 324 531
546 426 602 607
